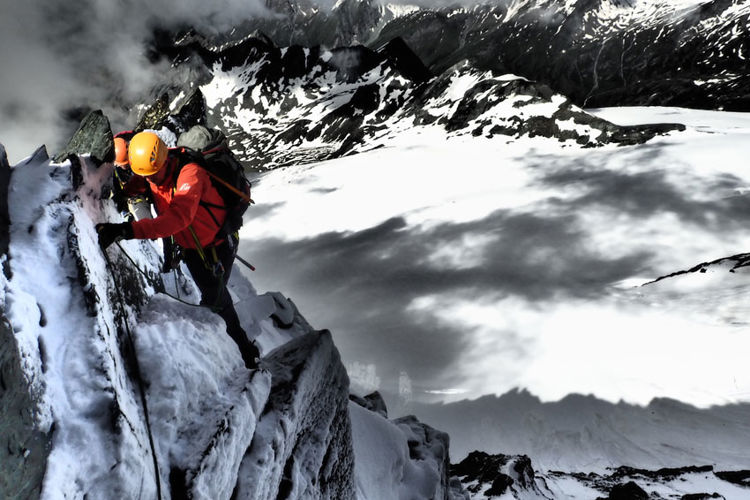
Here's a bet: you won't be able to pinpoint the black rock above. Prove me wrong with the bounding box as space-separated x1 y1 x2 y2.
136 92 171 131
0 318 52 498
485 473 514 496
53 110 114 165
170 88 208 132
349 391 388 418
714 470 750 487
608 481 649 500
378 37 432 83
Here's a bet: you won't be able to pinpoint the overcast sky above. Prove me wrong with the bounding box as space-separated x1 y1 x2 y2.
0 0 272 164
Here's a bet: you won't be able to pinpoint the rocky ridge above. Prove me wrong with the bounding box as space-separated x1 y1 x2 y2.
153 0 750 112
146 32 683 171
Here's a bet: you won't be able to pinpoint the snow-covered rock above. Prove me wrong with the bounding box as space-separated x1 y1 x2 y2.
451 452 750 499
350 402 453 500
0 146 341 498
155 0 750 111
236 329 355 499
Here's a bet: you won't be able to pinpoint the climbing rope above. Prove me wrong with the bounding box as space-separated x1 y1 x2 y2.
113 241 256 308
114 241 203 308
102 249 163 500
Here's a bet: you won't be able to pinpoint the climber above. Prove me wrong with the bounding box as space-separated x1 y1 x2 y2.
111 131 151 221
96 131 260 370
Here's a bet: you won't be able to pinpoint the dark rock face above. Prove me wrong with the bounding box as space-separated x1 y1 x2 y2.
394 415 452 500
452 451 545 497
53 110 113 165
349 391 388 418
714 469 750 487
608 481 649 500
0 316 51 500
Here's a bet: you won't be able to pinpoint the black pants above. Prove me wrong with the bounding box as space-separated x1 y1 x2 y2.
182 239 256 362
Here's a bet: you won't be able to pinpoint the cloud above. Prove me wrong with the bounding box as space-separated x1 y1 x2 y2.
0 0 271 163
242 209 652 395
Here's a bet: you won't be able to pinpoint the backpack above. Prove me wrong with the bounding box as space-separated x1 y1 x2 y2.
175 125 252 242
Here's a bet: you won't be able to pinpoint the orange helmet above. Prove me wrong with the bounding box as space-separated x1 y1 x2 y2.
113 137 129 167
128 132 168 176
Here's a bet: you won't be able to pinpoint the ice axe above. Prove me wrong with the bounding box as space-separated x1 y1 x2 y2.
236 254 256 271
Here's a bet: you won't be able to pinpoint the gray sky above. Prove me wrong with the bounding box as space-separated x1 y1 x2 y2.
0 0 270 163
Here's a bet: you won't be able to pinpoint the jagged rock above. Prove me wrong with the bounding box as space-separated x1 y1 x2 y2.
714 470 750 487
328 45 383 83
136 92 172 131
170 88 208 132
0 315 51 499
52 110 113 165
646 253 750 285
452 451 550 498
281 45 323 81
613 464 715 480
378 37 431 83
349 391 388 418
394 415 452 499
607 480 649 499
370 11 463 71
236 330 355 499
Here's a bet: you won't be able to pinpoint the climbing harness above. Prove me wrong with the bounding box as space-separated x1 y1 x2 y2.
101 249 163 500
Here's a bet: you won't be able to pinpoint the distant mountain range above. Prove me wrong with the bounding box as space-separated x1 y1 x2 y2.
153 0 750 111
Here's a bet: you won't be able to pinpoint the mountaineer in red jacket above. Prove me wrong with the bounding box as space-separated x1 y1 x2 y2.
96 131 259 369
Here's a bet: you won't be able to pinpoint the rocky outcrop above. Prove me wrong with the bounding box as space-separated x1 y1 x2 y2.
452 451 550 498
646 251 750 285
349 391 388 418
0 316 51 500
393 415 452 500
236 330 355 499
52 110 114 165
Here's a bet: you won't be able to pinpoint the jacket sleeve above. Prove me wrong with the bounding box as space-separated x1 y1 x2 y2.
130 164 206 240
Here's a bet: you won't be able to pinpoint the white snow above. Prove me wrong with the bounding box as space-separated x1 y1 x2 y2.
350 402 448 500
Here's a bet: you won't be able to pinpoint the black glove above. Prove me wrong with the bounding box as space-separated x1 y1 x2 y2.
96 222 134 250
161 237 181 273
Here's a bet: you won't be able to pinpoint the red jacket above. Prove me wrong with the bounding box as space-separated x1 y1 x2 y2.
131 156 227 249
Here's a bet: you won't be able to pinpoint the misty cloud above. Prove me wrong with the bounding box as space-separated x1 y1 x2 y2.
0 0 272 163
535 146 750 231
243 208 653 395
